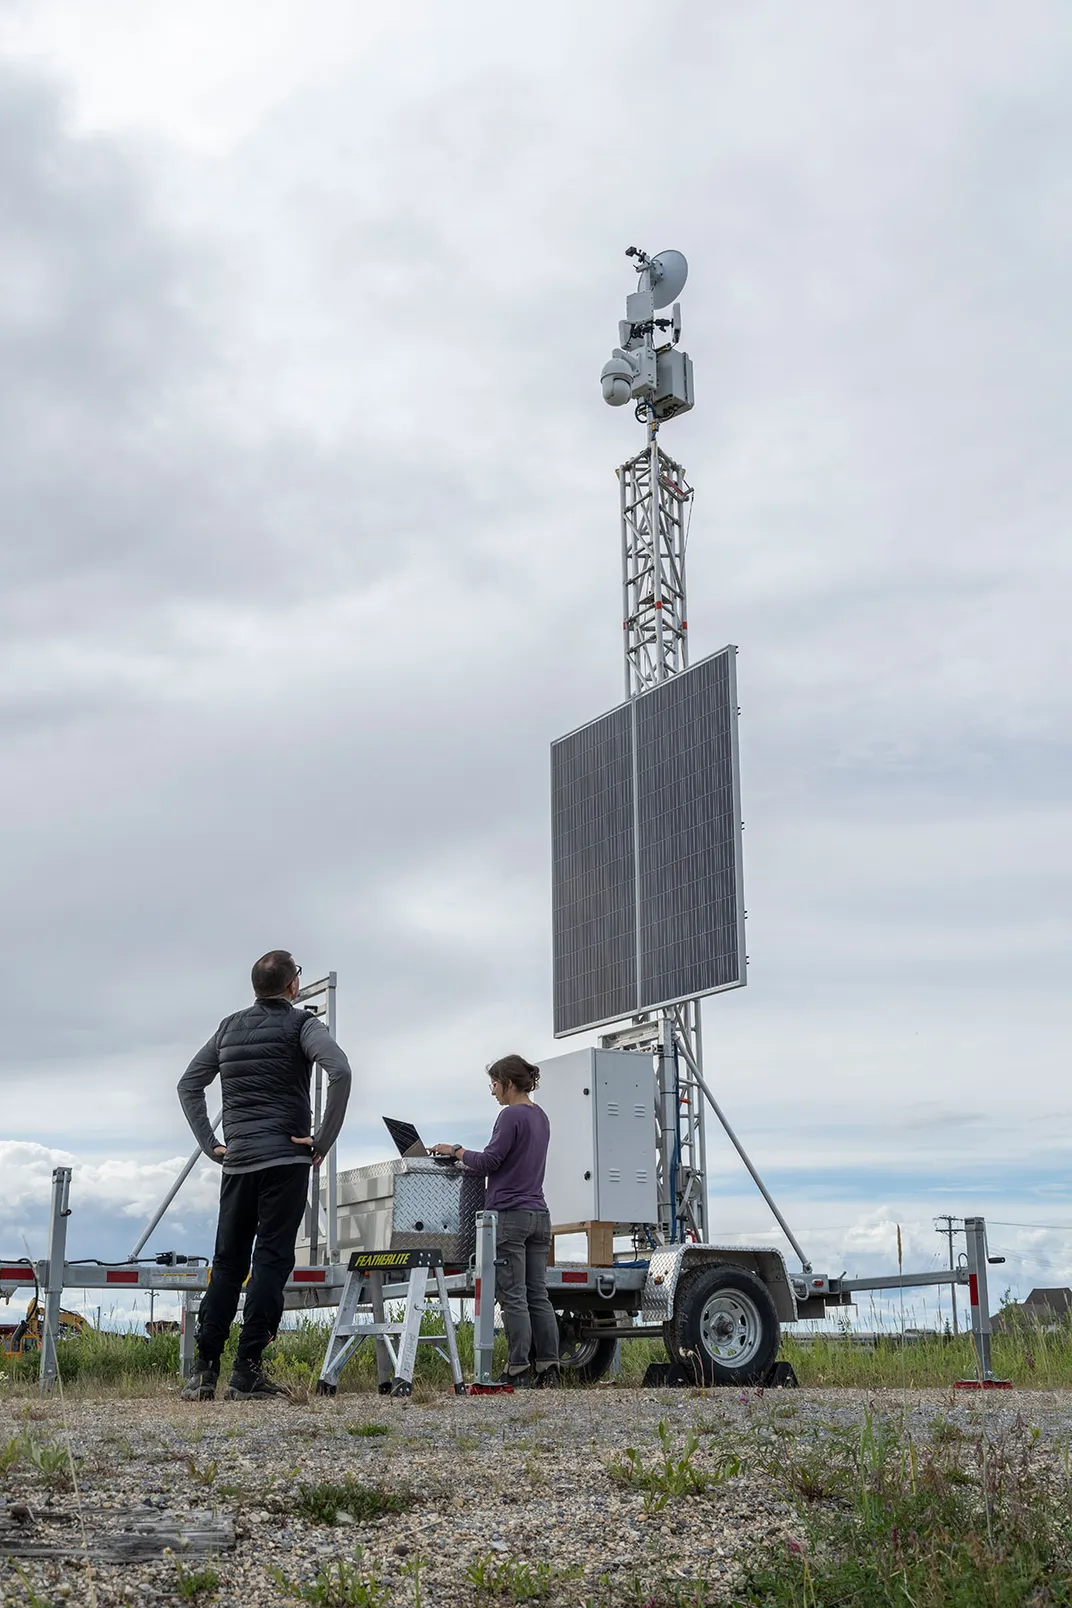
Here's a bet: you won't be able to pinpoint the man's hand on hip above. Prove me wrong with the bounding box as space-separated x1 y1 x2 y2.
291 1136 324 1166
213 1145 227 1160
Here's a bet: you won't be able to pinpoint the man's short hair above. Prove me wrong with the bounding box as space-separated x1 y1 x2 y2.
252 950 299 998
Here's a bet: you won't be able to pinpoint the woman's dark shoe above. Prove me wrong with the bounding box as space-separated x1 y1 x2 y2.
496 1369 534 1389
533 1365 560 1389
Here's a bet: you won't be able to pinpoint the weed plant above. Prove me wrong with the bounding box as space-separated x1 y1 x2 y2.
0 1430 76 1489
466 1553 581 1601
609 1419 741 1512
174 1561 221 1600
294 1475 414 1526
272 1556 386 1606
738 1405 1072 1605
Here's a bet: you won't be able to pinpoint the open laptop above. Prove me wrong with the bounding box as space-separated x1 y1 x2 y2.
382 1117 458 1165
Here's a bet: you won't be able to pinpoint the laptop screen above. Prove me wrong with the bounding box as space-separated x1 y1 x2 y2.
382 1117 425 1156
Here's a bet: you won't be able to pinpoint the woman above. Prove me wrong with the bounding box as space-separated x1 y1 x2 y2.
432 1054 559 1387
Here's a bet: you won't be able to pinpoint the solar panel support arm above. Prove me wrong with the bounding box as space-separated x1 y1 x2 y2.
127 1109 223 1263
691 1069 812 1274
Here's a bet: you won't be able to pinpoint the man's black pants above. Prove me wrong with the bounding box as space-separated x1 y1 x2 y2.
195 1164 310 1370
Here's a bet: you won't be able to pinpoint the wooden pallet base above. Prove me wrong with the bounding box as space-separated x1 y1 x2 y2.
548 1221 614 1268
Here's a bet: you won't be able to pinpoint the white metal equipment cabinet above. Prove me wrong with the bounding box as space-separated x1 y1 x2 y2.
537 1049 658 1227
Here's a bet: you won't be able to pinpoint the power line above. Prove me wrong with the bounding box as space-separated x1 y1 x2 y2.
991 1245 1072 1275
988 1220 1072 1232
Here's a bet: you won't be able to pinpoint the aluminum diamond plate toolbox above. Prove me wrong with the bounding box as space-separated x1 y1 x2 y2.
308 1158 484 1264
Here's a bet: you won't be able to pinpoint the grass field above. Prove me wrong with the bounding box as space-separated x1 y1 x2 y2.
5 1307 1072 1395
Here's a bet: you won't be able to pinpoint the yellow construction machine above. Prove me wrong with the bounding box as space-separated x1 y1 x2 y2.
0 1297 94 1359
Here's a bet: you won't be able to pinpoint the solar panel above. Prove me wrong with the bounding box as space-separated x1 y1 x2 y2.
551 704 636 1037
551 647 745 1037
635 651 744 1010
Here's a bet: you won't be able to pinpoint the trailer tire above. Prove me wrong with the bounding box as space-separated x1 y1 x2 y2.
664 1264 780 1386
556 1313 618 1385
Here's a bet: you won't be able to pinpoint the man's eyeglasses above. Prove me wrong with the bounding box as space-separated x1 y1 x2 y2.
293 964 303 980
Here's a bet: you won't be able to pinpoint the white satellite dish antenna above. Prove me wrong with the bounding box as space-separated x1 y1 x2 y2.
649 250 688 309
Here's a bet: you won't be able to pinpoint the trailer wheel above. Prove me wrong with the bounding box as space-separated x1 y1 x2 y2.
556 1313 618 1385
664 1264 780 1386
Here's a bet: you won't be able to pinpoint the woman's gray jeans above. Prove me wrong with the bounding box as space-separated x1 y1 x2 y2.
495 1208 560 1373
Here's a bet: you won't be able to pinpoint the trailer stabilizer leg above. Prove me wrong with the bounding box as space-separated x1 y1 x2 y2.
953 1216 1011 1391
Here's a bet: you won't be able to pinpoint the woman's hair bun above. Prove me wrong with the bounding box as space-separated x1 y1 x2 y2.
487 1054 540 1094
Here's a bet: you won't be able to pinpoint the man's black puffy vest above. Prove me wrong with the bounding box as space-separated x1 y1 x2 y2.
215 999 311 1172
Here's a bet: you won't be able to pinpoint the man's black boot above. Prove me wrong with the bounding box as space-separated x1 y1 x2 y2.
180 1358 219 1401
225 1363 291 1400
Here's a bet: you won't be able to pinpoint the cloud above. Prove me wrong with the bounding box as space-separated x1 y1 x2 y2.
0 1140 219 1267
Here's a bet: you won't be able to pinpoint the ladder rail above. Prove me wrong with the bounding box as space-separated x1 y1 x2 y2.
435 1263 464 1385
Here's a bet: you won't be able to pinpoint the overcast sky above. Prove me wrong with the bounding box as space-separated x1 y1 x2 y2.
0 1 1069 1326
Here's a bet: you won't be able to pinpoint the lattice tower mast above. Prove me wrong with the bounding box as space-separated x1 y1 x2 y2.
600 247 706 1242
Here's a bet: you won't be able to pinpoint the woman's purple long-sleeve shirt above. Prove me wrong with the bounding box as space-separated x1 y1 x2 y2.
461 1104 550 1212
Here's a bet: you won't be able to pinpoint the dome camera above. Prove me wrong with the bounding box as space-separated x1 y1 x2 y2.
601 352 635 407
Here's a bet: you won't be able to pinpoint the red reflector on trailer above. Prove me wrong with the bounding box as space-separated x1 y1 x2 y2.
0 1267 31 1282
561 1271 588 1284
106 1271 139 1284
290 1270 326 1283
968 1274 980 1307
474 1277 482 1314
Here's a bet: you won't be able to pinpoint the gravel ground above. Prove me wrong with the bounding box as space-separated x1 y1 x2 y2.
3 1384 1072 1607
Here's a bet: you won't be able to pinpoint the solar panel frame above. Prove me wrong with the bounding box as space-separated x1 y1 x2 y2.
550 646 746 1037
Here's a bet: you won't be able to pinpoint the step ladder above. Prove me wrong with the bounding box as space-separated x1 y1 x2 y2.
316 1248 464 1398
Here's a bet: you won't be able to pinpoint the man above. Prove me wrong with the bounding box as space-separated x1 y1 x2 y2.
177 950 352 1401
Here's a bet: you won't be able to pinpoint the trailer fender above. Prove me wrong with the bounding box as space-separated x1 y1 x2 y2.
642 1245 797 1325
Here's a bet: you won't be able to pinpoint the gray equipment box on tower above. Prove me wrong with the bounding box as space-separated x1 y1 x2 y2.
654 347 694 421
300 1159 484 1267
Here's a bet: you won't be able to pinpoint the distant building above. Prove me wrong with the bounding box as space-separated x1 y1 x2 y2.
992 1287 1072 1332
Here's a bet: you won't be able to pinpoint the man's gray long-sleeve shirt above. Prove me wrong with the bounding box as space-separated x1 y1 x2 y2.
178 1005 352 1175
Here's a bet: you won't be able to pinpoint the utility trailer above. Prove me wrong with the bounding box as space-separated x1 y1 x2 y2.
309 1206 1005 1395
298 1141 1005 1393
4 1164 1005 1394
298 1154 802 1386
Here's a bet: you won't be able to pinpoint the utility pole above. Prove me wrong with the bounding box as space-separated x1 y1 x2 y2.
935 1215 963 1335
